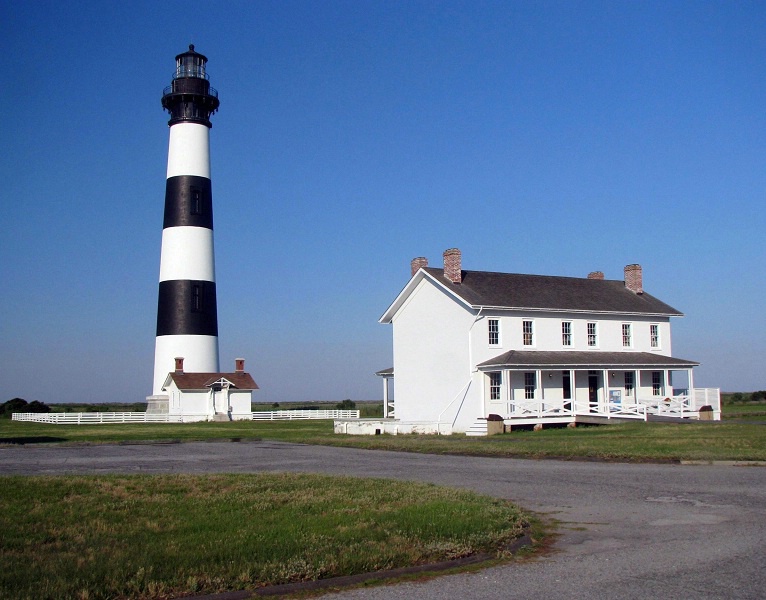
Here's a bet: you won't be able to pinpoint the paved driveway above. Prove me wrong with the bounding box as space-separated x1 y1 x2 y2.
2 440 765 599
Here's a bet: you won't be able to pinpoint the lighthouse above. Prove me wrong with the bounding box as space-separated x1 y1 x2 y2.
152 45 221 395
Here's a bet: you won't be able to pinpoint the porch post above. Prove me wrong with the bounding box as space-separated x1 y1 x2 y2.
689 368 695 405
537 369 543 399
382 377 389 418
536 369 543 411
570 369 575 414
603 369 609 409
664 369 670 396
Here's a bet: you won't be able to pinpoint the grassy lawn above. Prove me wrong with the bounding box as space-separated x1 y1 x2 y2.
1 417 765 461
721 403 766 421
0 473 530 600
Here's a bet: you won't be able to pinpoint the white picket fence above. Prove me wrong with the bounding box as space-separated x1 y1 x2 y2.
12 409 360 425
251 410 360 420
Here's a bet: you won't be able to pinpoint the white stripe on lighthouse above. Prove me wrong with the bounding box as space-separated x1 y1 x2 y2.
153 335 220 395
159 227 216 282
166 123 211 178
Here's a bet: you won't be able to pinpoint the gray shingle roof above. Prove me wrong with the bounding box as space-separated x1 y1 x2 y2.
422 267 682 315
478 350 698 369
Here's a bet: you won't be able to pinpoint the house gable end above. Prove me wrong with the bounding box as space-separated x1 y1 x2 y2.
380 269 474 323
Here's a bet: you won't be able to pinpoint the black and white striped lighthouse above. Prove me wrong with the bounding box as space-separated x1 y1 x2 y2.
152 45 221 395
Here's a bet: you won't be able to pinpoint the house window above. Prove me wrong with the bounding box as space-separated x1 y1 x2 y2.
524 372 536 399
622 323 632 347
488 319 499 346
587 322 598 347
652 371 662 396
624 372 634 397
562 371 572 400
489 372 502 400
562 321 572 346
522 320 534 346
650 324 660 348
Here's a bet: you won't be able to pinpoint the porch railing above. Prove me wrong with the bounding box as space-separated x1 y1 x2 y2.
509 400 574 418
504 391 721 421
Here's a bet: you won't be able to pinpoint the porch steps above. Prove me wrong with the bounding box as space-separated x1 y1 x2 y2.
465 419 488 437
212 413 231 422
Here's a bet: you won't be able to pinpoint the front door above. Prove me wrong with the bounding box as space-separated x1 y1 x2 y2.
588 374 599 412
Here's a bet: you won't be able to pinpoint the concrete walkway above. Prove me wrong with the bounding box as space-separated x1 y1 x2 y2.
2 440 765 599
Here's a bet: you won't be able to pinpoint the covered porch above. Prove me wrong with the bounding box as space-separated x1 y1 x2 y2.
477 351 721 423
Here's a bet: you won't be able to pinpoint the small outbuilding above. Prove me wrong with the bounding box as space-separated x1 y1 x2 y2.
149 357 258 421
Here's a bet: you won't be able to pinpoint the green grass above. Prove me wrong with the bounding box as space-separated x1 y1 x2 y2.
721 402 766 421
1 418 765 461
315 421 766 462
0 473 529 600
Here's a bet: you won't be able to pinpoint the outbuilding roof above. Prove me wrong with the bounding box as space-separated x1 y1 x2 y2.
418 267 682 315
164 371 259 391
477 350 699 369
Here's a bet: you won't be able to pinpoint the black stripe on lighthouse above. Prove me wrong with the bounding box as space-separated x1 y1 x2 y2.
156 280 218 336
163 176 214 229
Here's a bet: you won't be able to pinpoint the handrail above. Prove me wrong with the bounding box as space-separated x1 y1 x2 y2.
436 380 473 426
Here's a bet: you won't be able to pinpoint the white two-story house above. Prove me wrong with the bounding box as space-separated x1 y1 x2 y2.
344 249 720 436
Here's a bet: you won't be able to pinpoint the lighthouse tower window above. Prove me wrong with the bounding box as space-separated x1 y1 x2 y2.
191 188 202 215
192 285 202 312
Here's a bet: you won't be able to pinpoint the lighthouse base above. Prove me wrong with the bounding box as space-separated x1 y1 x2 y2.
146 395 170 414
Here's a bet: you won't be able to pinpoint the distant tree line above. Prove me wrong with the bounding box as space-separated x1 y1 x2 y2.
0 398 51 418
722 391 766 405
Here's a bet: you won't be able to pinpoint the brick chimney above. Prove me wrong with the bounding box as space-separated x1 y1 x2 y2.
624 264 643 294
443 248 462 284
410 257 428 277
235 358 245 373
587 271 604 280
174 357 184 373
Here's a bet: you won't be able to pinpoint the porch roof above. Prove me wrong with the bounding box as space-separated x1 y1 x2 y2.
477 350 699 370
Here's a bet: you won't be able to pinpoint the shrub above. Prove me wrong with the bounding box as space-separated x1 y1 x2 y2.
0 398 50 417
0 398 29 417
336 399 356 410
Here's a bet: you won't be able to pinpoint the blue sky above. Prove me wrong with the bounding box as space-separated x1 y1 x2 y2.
1 0 764 404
